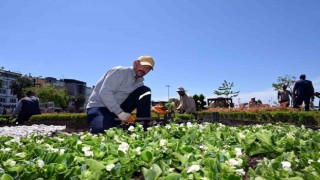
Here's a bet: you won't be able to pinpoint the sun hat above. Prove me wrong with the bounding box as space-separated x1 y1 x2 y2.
137 56 155 70
176 87 185 92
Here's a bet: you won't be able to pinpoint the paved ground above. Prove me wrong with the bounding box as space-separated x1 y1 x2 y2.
0 124 66 140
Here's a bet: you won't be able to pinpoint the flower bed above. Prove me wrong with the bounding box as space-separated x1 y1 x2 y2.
0 122 320 179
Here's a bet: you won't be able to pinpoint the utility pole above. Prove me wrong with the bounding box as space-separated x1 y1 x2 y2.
165 85 170 101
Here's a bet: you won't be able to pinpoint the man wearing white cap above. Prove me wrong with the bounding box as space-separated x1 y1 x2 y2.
86 56 155 133
176 87 196 114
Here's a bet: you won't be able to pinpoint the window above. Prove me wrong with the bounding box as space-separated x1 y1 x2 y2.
10 98 16 103
0 89 6 94
0 98 5 103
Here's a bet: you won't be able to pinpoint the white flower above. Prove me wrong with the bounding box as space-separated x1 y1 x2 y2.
238 133 246 139
131 133 137 139
7 160 16 167
135 147 141 155
36 139 44 144
287 132 295 139
165 124 171 129
301 125 305 129
1 148 11 153
118 142 129 153
76 140 82 144
37 159 45 168
114 135 121 143
159 139 167 147
128 126 135 131
82 146 93 157
199 145 208 151
84 150 93 157
187 165 200 173
187 122 193 128
318 159 320 163
80 134 87 140
235 169 245 176
82 146 91 152
15 152 26 158
235 148 242 157
225 158 241 167
59 149 65 155
51 148 59 153
106 163 115 171
281 161 291 171
147 127 152 131
56 137 65 142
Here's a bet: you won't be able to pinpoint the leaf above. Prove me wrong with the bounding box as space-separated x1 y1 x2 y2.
171 152 187 165
84 159 105 172
55 153 75 167
280 177 304 180
163 173 181 180
33 146 45 157
142 164 162 180
141 150 153 163
55 164 67 174
0 174 13 180
256 132 273 146
44 152 59 164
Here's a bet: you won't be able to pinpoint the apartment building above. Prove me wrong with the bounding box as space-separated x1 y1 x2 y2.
0 69 22 108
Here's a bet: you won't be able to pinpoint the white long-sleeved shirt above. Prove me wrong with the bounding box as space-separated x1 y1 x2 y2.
177 94 196 113
86 66 144 114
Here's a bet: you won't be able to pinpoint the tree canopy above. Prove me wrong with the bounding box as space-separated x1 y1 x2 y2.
272 74 296 91
10 77 34 100
214 80 240 98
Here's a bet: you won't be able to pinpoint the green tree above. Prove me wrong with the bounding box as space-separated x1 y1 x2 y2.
193 94 206 111
71 94 86 113
10 77 34 100
272 74 296 92
25 86 70 110
214 80 240 98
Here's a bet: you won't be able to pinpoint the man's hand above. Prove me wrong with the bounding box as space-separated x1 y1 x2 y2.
117 112 131 121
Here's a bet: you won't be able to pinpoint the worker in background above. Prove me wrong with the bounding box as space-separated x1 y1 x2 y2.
86 56 155 134
249 97 258 108
176 87 196 114
277 85 292 107
292 74 314 111
10 91 41 124
0 103 6 115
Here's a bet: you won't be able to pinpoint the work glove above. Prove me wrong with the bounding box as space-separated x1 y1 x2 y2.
117 112 131 121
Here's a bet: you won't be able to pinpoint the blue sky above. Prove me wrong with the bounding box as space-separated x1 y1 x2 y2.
1 0 319 106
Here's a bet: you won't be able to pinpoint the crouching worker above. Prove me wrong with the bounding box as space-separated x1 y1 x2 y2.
176 87 196 114
86 56 155 134
10 91 41 124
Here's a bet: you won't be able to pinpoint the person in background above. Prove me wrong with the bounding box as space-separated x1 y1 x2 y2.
10 91 41 124
0 103 6 115
292 74 314 111
176 87 196 114
277 85 292 107
249 97 258 108
86 55 155 134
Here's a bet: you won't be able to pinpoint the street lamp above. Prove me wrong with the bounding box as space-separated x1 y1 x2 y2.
165 85 170 101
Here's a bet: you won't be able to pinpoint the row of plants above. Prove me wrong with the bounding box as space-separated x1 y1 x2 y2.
1 122 320 179
1 110 319 127
198 109 320 127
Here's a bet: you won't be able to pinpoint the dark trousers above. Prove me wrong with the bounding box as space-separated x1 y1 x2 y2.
295 96 311 111
87 86 151 134
16 113 33 124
